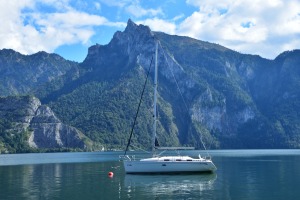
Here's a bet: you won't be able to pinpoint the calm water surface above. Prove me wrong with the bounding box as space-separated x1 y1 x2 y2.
0 150 300 199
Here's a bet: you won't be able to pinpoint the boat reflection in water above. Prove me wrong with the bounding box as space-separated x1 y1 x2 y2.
124 173 217 198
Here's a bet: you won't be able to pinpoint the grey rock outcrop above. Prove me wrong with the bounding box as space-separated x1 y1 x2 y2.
1 19 300 149
0 96 86 149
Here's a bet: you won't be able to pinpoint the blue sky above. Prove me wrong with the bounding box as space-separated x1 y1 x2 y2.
1 0 300 62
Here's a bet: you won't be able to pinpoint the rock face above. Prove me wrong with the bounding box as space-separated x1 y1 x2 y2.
79 20 300 148
0 96 86 150
0 49 79 96
1 19 300 149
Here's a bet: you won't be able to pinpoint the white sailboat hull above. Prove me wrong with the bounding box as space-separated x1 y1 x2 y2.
123 156 217 174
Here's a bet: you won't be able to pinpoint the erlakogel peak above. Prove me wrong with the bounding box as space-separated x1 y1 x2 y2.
0 19 300 152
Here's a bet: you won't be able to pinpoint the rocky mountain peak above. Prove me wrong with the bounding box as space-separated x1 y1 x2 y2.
275 50 300 64
0 48 79 96
123 19 152 37
83 19 155 70
110 18 154 52
0 48 21 57
125 18 137 31
1 19 300 151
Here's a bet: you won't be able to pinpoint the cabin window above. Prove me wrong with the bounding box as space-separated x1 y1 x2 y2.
187 159 192 161
164 159 170 161
176 159 181 161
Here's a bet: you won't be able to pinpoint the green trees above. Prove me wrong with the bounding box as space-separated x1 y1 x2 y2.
0 119 32 153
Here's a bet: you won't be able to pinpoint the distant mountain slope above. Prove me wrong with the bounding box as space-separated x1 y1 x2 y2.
0 19 300 151
0 49 80 96
0 96 92 153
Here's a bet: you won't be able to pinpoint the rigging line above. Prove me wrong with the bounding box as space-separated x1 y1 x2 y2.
160 45 189 114
124 55 154 156
199 133 210 157
159 44 210 153
130 144 150 154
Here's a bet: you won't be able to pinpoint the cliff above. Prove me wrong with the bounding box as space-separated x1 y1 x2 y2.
0 96 88 153
0 19 300 150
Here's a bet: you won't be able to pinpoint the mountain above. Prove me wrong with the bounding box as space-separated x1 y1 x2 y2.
0 96 93 153
0 19 300 151
0 49 80 96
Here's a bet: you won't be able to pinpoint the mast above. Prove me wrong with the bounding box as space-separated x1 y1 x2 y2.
152 42 158 156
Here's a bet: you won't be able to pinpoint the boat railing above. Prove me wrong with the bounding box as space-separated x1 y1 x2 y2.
120 153 152 161
155 147 195 150
119 155 137 161
199 154 212 161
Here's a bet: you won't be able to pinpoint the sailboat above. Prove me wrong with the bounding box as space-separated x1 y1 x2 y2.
122 41 217 174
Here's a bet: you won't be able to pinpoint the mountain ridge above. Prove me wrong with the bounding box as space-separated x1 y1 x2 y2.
1 19 300 152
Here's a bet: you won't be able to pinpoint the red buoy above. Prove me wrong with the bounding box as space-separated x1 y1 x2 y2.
108 172 114 177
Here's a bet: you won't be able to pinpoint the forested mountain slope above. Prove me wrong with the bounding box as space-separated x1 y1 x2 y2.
1 19 300 151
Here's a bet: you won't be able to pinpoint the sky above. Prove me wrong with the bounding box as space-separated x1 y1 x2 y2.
1 0 300 62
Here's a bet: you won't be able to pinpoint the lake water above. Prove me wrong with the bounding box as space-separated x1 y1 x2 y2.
1 150 300 199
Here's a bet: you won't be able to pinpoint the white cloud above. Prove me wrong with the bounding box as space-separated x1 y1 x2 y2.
0 0 36 53
99 0 163 18
125 4 163 18
94 2 101 10
97 0 131 8
0 0 118 55
36 11 108 29
1 0 299 60
180 0 300 58
172 14 185 22
137 18 176 35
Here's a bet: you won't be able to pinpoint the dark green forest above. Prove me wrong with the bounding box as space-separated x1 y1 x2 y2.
1 20 300 153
